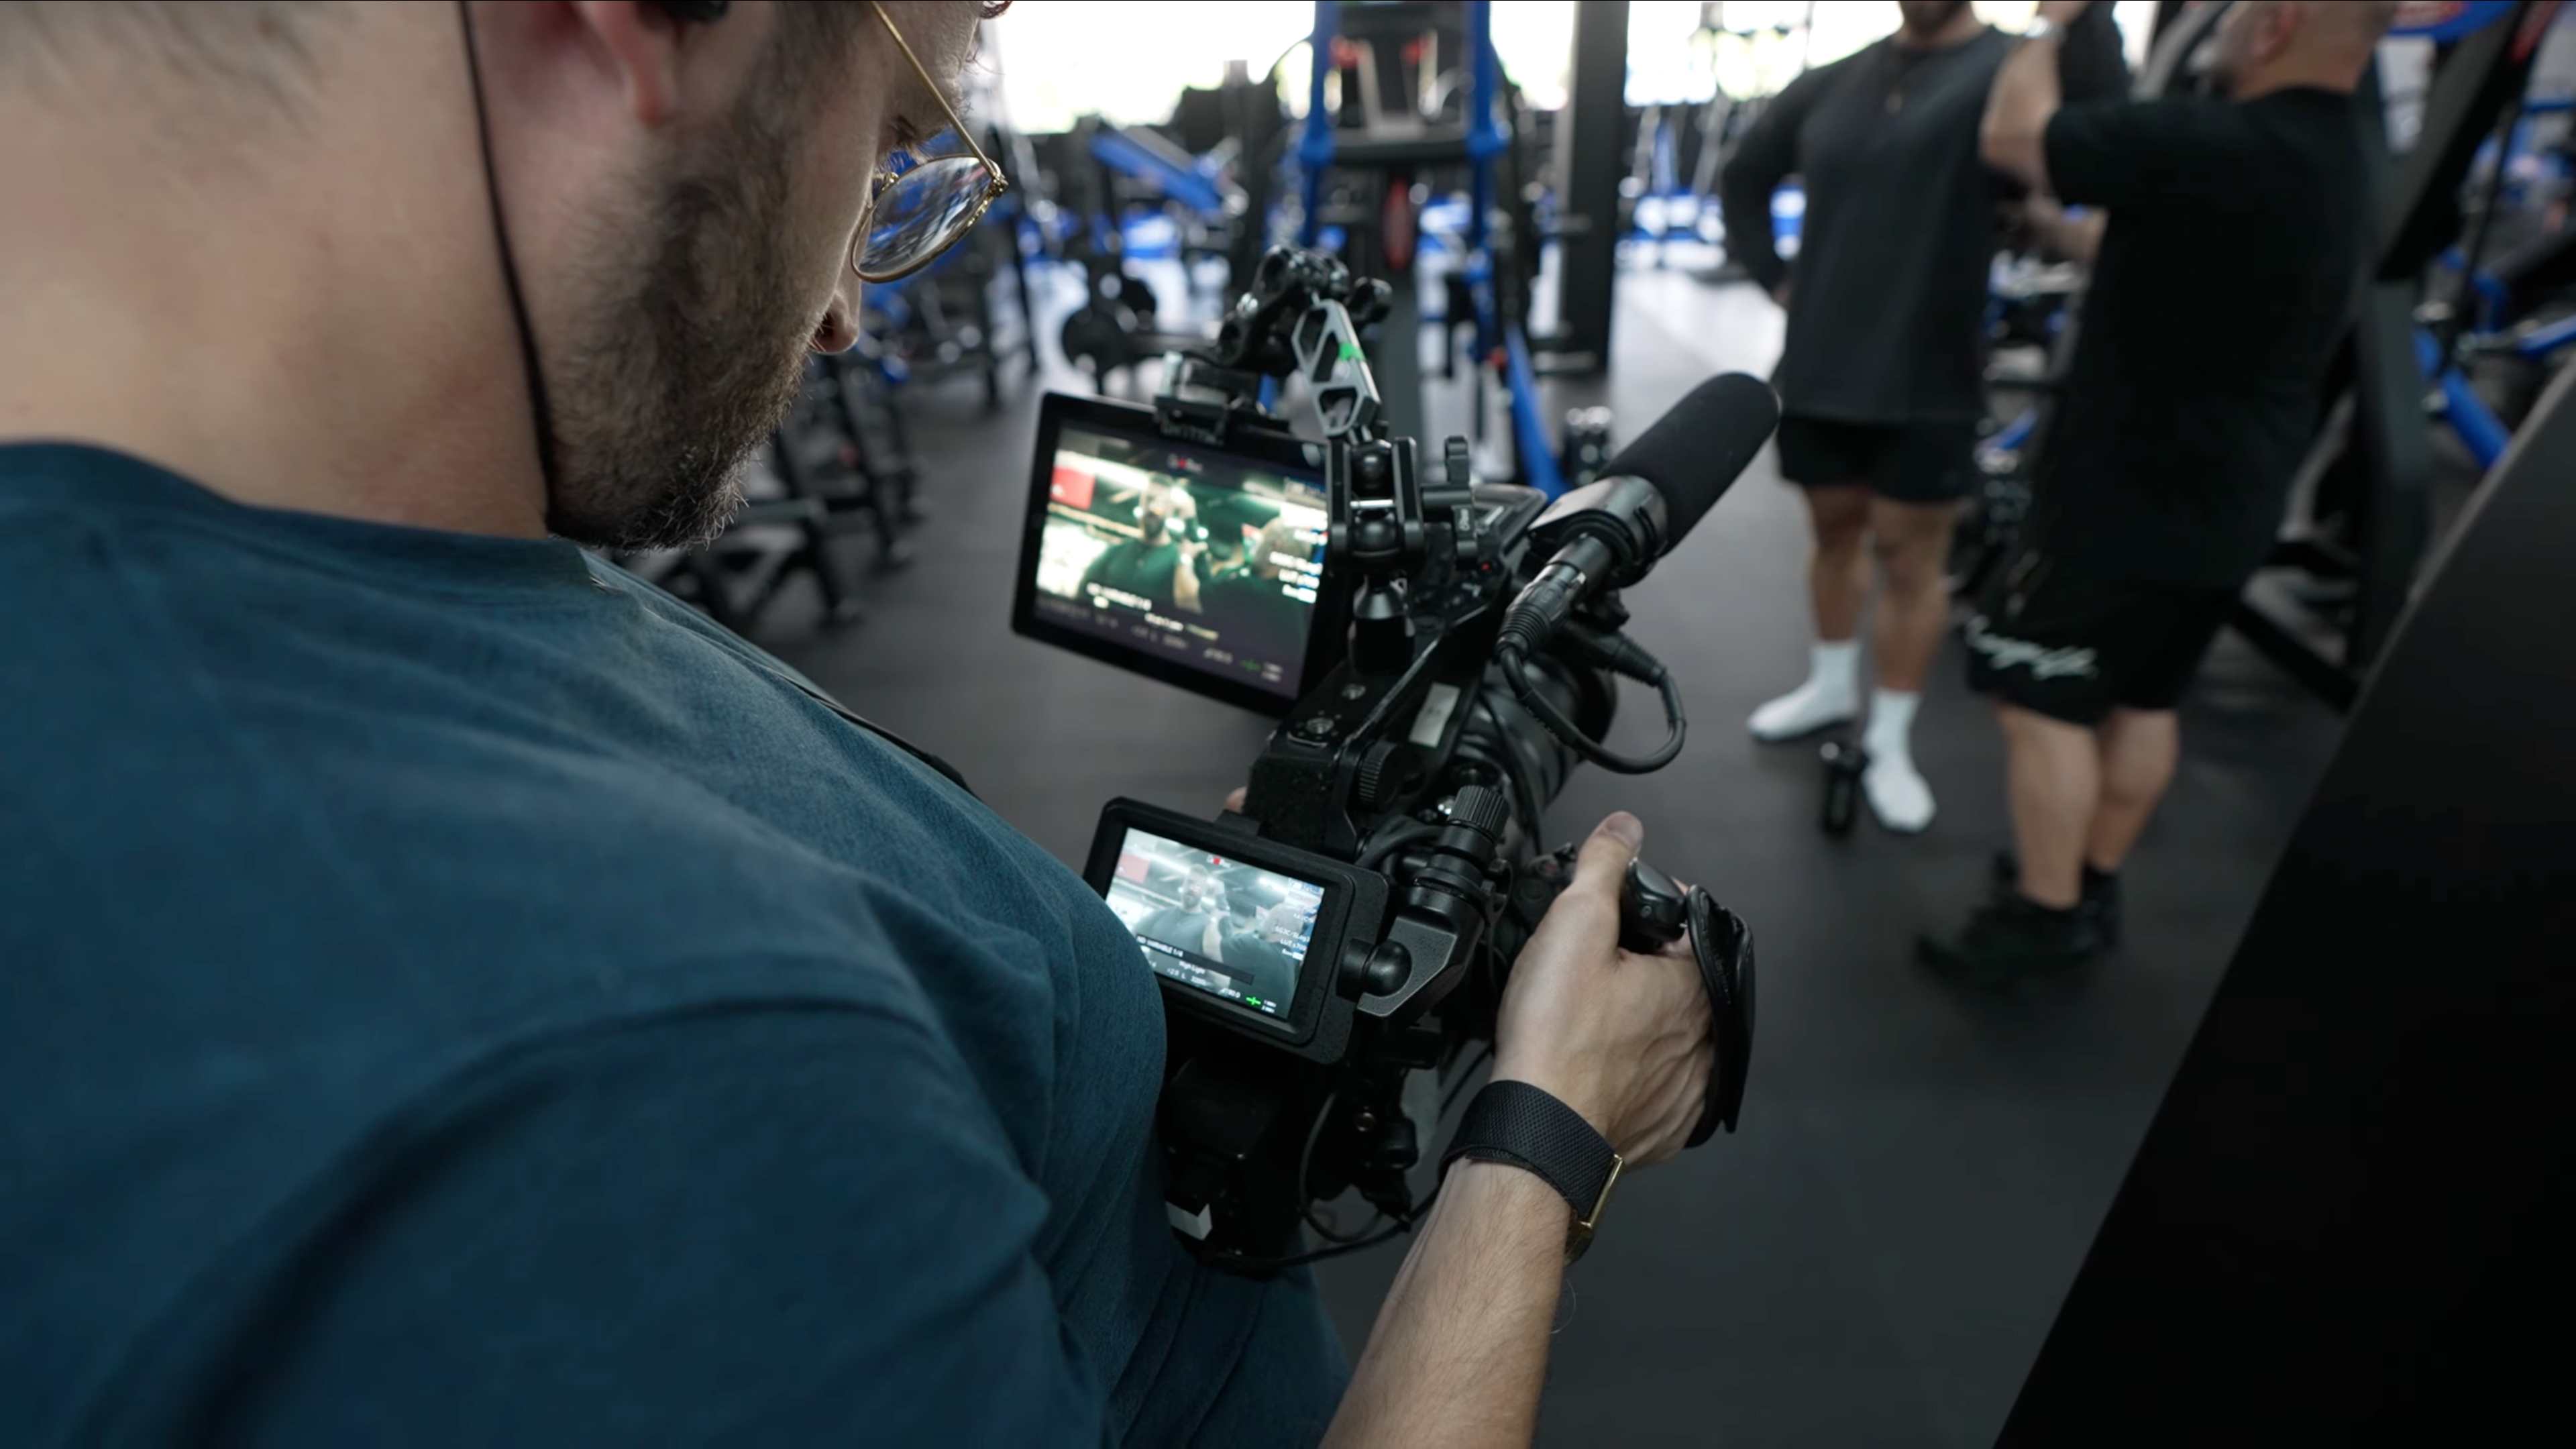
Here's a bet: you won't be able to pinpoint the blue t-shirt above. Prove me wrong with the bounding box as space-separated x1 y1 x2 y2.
0 445 1346 1446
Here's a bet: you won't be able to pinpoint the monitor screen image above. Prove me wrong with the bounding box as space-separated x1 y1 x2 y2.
1030 421 1328 700
1104 827 1327 1018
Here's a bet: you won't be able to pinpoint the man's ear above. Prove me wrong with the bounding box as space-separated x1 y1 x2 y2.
812 274 862 354
568 0 690 125
2259 2 2304 68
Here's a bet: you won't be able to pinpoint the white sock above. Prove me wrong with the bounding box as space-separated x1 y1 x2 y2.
1862 689 1935 832
1748 639 1861 741
1863 688 1918 759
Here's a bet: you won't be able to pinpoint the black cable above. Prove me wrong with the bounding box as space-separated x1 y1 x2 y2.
454 2 564 502
1246 1212 1419 1271
1271 1042 1503 1269
1498 637 1687 775
1297 1091 1383 1244
1232 1177 1446 1273
1225 1038 1515 1273
1357 820 1439 873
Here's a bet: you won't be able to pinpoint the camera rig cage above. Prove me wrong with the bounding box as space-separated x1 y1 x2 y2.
1034 246 1756 1275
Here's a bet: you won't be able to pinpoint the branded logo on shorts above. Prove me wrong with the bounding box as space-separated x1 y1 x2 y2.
1964 614 2098 681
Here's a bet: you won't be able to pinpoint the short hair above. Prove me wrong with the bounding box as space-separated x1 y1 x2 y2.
0 1 333 107
775 1 1012 97
0 3 1010 111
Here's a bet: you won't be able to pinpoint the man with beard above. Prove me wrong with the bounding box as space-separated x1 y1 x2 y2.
1921 0 2395 979
1137 865 1229 958
1720 0 2127 834
0 3 1721 1445
1079 479 1203 612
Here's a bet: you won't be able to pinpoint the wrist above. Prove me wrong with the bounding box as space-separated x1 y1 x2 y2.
1440 1158 1574 1240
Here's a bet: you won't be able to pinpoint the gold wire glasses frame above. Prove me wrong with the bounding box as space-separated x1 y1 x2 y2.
851 1 1010 284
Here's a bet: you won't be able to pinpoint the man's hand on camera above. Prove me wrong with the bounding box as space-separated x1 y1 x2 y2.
1492 812 1715 1169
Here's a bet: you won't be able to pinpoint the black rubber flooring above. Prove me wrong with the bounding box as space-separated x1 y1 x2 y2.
760 270 2345 1447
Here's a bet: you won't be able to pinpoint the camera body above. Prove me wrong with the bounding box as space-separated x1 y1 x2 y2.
1018 248 1752 1273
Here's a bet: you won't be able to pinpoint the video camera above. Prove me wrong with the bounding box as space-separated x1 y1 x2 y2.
1012 247 1780 1275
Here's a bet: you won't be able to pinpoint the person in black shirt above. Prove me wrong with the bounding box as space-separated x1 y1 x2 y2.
1721 1 2127 835
1079 482 1205 612
1921 0 2395 979
1137 866 1230 957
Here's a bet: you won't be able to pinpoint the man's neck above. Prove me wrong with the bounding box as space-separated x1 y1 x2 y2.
2229 66 2361 104
1896 13 1987 51
0 11 550 538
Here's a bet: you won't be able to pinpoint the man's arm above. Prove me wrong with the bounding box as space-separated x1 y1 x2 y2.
2025 193 2106 264
1719 66 1832 303
1324 813 1715 1448
1983 1 2092 192
2059 1 2133 103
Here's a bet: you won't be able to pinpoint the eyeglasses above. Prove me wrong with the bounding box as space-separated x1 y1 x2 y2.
851 1 1009 284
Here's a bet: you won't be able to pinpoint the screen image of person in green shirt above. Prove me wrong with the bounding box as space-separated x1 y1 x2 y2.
1079 482 1206 612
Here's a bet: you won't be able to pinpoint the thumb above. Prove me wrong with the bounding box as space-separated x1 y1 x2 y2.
1568 811 1644 906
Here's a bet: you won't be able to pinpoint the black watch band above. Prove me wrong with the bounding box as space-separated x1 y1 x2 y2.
1441 1080 1624 1263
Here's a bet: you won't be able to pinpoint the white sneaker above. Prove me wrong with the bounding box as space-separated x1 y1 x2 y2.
1749 679 1858 742
1863 754 1935 833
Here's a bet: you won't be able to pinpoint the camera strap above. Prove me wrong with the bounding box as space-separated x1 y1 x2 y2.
1684 886 1754 1148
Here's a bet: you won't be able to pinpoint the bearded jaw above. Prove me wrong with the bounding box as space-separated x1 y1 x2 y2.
541 89 823 553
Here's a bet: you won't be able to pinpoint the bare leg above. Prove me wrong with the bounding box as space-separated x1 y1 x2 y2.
2085 707 2180 872
1851 496 1959 831
1750 484 1872 741
1805 484 1872 641
1998 703 2099 909
1866 496 1960 693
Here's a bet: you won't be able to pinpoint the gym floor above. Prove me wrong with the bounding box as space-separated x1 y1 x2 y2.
760 269 2344 1447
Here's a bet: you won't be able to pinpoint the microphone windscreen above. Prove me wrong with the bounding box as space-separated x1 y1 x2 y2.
1598 373 1781 551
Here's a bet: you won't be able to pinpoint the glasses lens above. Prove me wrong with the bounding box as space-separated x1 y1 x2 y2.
856 154 997 280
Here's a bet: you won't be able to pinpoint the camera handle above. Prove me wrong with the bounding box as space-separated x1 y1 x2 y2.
1511 851 1758 1145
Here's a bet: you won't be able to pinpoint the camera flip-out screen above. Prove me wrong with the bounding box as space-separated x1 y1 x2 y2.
1013 393 1340 716
1104 828 1326 1019
1082 799 1384 1061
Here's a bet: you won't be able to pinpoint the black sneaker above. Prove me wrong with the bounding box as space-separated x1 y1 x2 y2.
1989 851 2121 948
1917 892 2102 986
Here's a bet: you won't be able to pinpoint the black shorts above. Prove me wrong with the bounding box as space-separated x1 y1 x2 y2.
1774 415 1980 504
1962 543 2239 726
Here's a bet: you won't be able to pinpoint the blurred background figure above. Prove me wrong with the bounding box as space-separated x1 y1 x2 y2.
1721 0 2127 834
1925 0 2400 979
